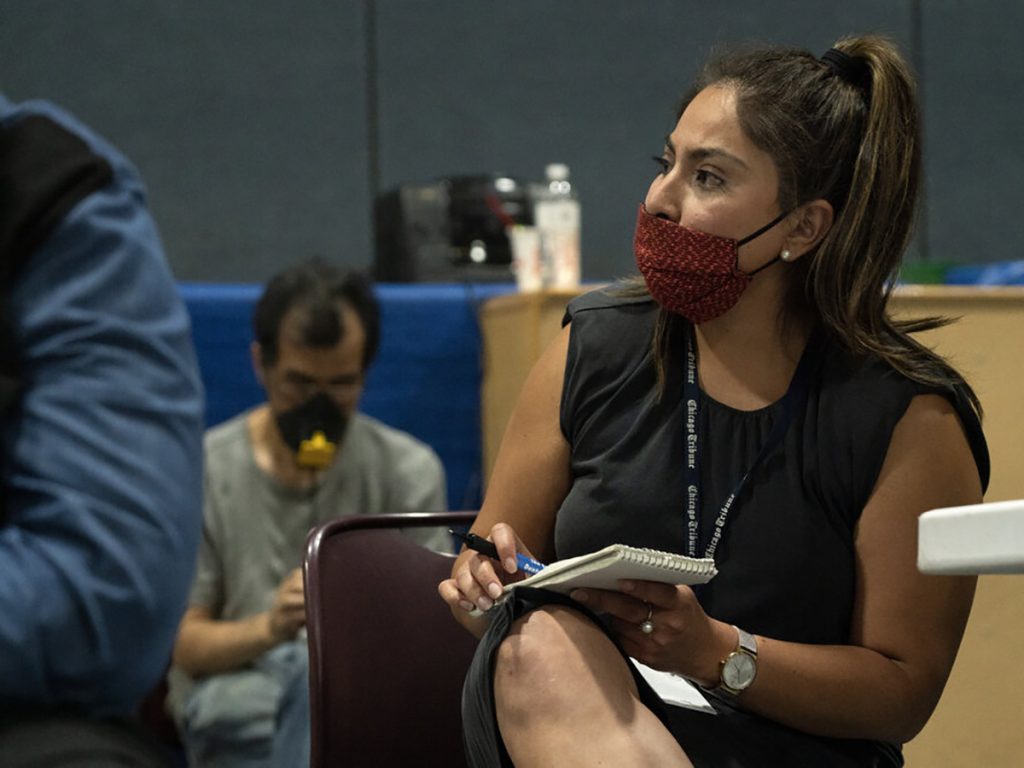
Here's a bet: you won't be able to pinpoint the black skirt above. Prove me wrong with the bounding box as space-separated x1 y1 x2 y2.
461 588 902 768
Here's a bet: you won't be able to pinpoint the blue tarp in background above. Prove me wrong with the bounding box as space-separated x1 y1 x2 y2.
944 261 1024 286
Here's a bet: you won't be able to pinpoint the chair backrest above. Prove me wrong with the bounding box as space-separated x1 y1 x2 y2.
303 512 479 768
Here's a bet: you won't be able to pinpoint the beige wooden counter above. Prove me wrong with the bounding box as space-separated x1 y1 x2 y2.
479 285 1024 766
479 288 584 483
889 287 1024 767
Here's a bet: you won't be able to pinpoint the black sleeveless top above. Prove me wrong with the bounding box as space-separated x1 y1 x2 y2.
556 287 989 648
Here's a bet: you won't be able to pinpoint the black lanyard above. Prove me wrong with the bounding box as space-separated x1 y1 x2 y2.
682 328 818 559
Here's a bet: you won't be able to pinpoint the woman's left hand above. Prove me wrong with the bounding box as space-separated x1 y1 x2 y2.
570 580 733 687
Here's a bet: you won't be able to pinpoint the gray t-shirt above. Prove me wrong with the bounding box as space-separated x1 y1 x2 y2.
189 409 449 620
167 409 449 718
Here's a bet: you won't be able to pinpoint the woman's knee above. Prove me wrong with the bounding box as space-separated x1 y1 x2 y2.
494 606 623 720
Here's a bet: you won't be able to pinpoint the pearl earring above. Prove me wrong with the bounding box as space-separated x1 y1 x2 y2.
780 249 793 262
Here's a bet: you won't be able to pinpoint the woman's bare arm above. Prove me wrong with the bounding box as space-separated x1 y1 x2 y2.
739 393 982 742
439 325 573 635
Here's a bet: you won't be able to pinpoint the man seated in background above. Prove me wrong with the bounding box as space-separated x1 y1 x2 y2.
168 257 449 767
0 94 204 766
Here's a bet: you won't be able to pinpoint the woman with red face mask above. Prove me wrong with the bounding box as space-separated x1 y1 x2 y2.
438 36 987 768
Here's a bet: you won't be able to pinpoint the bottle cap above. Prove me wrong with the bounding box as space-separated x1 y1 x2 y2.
545 163 569 181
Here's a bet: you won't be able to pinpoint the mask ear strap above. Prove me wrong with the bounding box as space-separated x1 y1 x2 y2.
746 253 782 276
735 209 792 275
737 209 791 247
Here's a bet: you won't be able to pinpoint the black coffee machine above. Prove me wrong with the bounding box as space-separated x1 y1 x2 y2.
373 174 532 282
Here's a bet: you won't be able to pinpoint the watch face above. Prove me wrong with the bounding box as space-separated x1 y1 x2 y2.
722 652 756 690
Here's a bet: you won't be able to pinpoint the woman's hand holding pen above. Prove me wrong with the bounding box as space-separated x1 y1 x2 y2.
438 522 541 615
570 579 736 687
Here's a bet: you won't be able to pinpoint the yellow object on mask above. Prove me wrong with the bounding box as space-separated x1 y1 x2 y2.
296 430 337 470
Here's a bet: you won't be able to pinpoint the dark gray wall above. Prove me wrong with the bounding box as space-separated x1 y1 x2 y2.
1 2 369 281
921 1 1024 264
1 1 1019 282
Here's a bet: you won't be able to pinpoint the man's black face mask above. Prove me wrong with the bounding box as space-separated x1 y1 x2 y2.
274 391 349 470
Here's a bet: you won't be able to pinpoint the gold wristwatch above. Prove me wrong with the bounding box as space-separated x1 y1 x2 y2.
716 625 758 696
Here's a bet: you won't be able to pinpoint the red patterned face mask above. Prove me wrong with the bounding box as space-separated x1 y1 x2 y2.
633 204 788 323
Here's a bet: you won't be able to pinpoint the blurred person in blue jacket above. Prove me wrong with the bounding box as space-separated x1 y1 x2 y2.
0 93 204 766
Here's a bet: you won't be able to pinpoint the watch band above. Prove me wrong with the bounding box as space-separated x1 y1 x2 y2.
735 626 757 658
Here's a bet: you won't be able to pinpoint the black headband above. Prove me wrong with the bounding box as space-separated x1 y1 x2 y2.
820 48 872 97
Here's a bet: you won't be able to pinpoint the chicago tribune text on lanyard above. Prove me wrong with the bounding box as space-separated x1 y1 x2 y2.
682 326 818 559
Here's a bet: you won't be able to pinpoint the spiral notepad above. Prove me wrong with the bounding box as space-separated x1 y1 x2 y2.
507 543 717 596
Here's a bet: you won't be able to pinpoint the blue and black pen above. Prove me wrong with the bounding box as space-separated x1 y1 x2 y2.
449 529 546 575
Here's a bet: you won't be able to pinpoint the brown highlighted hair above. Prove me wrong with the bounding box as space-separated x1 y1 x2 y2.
635 35 980 417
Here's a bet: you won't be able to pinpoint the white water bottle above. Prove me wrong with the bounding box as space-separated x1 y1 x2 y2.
532 163 581 289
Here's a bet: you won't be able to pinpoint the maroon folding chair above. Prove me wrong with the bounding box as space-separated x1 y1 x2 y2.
303 512 479 768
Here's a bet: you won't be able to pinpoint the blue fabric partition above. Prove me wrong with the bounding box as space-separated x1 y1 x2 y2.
945 261 1024 285
179 282 516 510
